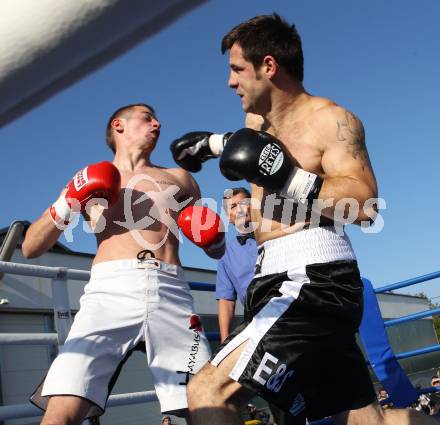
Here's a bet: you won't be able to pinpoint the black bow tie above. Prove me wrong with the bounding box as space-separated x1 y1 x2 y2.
236 233 255 245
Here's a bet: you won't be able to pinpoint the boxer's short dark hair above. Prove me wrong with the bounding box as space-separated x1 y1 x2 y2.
221 13 304 82
106 103 156 153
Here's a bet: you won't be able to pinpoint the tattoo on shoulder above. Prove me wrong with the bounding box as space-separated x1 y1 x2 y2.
336 111 371 170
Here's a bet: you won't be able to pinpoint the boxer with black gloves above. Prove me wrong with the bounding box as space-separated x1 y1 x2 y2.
23 103 217 425
182 14 430 425
219 128 323 203
171 128 322 204
171 131 231 172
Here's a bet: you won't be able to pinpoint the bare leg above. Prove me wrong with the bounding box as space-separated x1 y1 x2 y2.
333 401 440 425
40 395 92 425
187 342 254 425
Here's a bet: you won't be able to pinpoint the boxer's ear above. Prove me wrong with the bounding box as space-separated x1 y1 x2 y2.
111 118 124 134
262 55 277 79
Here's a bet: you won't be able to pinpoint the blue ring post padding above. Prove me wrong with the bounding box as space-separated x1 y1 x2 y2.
359 278 419 407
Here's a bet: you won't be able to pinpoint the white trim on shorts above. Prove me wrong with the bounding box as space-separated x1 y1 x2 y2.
91 258 183 277
256 226 356 277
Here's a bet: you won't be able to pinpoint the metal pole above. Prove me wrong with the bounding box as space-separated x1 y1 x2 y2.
0 221 25 280
0 391 158 420
375 270 440 293
395 344 440 360
0 333 58 345
384 306 440 327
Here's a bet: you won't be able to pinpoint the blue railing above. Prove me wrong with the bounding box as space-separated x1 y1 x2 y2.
384 307 440 327
189 281 215 291
373 272 440 364
374 270 440 294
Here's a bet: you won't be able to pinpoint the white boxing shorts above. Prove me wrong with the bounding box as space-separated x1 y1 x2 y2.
30 258 211 417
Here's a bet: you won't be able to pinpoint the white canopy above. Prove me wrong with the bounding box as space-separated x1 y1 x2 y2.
0 0 206 128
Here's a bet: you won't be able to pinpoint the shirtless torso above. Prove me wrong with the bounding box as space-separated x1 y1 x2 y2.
92 165 198 265
22 104 208 265
245 95 377 244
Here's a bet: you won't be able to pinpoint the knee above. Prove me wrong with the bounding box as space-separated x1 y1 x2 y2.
40 397 88 425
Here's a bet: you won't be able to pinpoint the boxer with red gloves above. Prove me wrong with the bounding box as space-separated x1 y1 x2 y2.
177 205 225 257
49 161 121 228
21 161 121 258
23 103 213 425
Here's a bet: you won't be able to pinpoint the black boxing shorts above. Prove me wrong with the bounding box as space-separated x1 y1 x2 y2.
210 227 376 421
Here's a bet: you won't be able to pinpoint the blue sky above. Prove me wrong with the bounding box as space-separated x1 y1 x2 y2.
2 0 440 299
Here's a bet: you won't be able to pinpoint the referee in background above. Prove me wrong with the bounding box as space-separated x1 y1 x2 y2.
215 187 299 425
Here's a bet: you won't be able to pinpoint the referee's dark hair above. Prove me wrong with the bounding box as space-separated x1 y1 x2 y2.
223 187 251 199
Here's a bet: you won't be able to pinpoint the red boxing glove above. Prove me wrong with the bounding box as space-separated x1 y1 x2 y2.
50 161 121 228
177 205 224 249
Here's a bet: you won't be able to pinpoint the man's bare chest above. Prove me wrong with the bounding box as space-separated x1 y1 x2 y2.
120 171 188 201
98 171 190 222
268 123 323 174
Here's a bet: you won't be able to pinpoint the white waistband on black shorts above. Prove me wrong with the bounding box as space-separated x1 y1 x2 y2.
256 226 356 276
91 258 184 278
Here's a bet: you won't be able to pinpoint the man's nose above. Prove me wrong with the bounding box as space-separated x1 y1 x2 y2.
228 72 238 88
152 118 161 130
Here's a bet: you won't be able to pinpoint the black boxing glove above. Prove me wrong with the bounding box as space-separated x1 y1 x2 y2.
171 131 232 172
220 128 323 203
